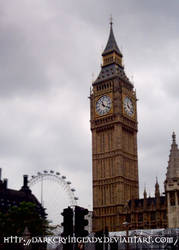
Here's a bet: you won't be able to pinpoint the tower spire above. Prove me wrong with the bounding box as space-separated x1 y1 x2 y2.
110 14 113 27
155 177 160 197
166 132 179 180
93 20 132 85
165 133 179 228
102 21 122 57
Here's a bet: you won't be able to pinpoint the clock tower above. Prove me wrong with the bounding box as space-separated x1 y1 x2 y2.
90 22 139 232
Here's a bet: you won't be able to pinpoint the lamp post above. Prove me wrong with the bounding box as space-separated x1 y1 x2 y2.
122 222 129 250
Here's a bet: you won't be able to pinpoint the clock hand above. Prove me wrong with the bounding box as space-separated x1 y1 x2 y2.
101 101 106 107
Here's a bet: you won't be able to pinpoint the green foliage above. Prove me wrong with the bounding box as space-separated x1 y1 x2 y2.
0 201 49 236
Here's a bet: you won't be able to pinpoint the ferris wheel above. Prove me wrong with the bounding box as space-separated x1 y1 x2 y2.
28 170 78 207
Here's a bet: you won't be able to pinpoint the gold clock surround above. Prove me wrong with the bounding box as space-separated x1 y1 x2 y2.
95 92 113 118
122 92 136 120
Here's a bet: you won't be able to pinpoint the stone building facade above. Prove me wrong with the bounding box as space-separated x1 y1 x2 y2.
124 181 167 230
91 22 179 232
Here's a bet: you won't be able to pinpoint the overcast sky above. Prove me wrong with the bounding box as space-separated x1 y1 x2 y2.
0 0 179 224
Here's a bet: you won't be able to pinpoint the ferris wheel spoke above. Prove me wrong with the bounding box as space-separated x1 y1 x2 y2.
28 170 78 208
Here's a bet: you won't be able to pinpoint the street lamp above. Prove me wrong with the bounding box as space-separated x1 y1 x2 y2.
123 221 129 250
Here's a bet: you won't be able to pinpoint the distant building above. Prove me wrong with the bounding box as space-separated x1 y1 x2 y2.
0 169 46 219
124 132 179 230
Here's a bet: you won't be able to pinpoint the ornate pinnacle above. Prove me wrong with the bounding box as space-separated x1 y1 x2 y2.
110 15 113 27
172 131 176 144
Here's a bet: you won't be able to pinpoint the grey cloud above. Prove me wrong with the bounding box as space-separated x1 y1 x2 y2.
0 0 179 223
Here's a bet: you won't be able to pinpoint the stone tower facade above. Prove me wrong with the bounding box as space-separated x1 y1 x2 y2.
165 132 179 228
90 22 139 232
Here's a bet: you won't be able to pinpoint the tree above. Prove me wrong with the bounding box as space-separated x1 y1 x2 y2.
0 201 49 237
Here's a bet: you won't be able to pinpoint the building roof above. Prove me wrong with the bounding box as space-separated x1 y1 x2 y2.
102 22 122 57
128 196 166 208
0 171 46 218
94 63 131 84
0 188 38 203
93 22 132 86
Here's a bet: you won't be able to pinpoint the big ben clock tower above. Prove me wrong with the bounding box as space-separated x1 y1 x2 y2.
90 21 139 232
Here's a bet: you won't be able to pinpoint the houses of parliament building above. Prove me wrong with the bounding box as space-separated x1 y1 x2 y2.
90 21 179 232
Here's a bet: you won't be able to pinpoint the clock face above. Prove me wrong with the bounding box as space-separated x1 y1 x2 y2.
96 95 112 116
123 96 134 117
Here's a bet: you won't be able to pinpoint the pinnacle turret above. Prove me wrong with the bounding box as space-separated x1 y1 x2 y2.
172 131 176 144
155 177 160 197
166 132 179 180
143 186 147 199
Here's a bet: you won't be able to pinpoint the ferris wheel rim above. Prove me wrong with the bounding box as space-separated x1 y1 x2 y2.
28 170 78 206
